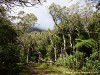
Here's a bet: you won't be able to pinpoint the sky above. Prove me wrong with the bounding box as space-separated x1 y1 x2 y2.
11 0 96 30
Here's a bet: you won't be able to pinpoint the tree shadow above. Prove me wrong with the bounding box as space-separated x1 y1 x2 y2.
0 64 32 75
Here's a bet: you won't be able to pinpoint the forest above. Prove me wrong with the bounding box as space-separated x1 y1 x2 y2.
0 0 100 75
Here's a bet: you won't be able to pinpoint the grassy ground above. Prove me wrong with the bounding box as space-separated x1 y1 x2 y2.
34 63 75 75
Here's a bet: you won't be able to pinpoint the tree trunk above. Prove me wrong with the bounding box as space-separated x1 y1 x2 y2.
50 37 57 61
26 48 29 63
63 34 67 56
97 33 99 51
63 35 66 51
38 51 41 63
69 33 73 48
54 44 57 61
60 47 63 57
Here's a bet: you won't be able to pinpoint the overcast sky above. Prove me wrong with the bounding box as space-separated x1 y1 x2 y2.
11 0 96 30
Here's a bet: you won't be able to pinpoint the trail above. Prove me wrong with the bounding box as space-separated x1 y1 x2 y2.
25 64 51 75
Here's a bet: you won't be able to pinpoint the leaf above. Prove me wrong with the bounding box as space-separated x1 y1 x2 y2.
74 39 96 49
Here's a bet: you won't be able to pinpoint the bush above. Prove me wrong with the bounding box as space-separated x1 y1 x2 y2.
55 55 67 66
55 50 100 73
55 51 85 69
0 44 20 66
82 51 100 73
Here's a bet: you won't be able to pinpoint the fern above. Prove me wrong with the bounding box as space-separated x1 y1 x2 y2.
74 39 96 49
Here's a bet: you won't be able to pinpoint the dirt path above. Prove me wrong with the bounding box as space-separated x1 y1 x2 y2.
25 64 51 75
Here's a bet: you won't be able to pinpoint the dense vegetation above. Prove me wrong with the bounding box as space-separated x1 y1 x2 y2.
0 1 100 75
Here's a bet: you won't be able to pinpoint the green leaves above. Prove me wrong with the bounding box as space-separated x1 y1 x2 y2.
0 6 20 66
11 11 37 32
74 39 96 49
49 3 67 26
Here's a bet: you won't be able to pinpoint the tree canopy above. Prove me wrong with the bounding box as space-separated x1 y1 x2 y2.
0 0 46 9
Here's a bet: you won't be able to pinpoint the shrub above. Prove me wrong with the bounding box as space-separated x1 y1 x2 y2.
82 51 100 73
55 51 85 69
55 55 67 66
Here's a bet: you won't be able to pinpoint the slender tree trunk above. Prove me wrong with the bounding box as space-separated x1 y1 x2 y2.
26 48 29 63
54 44 57 61
38 51 41 63
61 47 63 57
50 37 53 46
63 34 67 56
50 37 57 61
49 34 58 61
97 33 99 51
69 33 73 48
63 35 66 51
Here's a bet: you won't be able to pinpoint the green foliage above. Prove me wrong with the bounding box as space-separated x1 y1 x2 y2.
82 51 100 72
74 39 96 49
0 7 17 45
0 6 20 67
0 44 20 66
55 55 67 66
55 51 84 69
0 24 17 45
11 11 37 32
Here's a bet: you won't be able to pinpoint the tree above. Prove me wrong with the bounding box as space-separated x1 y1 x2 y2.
18 33 33 63
49 3 66 27
49 3 70 56
74 39 96 57
96 1 100 11
0 0 45 8
87 12 100 54
49 3 81 56
11 11 37 33
12 11 38 63
0 6 19 66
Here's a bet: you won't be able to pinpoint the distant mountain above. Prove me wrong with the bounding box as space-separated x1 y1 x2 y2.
26 27 44 33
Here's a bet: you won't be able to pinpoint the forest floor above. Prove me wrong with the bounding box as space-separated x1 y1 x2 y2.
20 63 64 75
18 63 75 75
0 63 99 75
